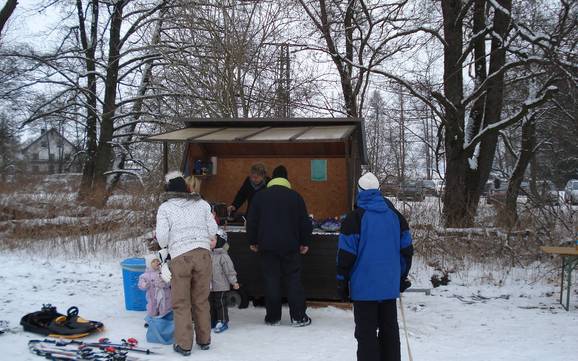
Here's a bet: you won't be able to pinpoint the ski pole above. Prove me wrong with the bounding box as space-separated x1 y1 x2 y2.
399 294 414 361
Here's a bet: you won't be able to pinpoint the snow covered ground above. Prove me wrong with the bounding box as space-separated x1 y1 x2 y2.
1 251 577 361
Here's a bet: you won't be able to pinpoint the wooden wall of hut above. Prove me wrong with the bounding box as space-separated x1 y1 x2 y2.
184 144 349 219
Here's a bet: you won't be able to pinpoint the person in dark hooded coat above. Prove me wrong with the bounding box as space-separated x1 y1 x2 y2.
246 165 313 327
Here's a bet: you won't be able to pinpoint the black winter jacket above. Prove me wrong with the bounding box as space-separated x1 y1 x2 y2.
232 176 270 213
246 181 312 254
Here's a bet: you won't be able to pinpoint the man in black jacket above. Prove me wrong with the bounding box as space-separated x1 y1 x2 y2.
228 163 269 216
246 165 313 327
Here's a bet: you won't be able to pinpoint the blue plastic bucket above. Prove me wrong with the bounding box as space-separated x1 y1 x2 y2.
120 257 147 311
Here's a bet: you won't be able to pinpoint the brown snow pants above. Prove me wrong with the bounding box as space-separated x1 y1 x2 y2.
170 248 212 350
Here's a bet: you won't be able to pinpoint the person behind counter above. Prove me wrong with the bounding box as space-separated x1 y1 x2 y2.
227 163 270 216
246 165 313 327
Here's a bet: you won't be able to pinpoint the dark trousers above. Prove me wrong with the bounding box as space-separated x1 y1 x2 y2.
209 291 229 324
260 252 307 323
353 300 401 361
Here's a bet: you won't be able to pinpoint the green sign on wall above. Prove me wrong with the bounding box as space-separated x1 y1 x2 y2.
311 159 327 182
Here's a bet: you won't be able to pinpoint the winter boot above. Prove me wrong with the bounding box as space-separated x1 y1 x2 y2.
173 344 191 356
214 321 229 333
264 316 281 326
291 315 312 327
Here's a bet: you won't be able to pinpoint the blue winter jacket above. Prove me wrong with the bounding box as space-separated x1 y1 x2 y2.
337 189 413 301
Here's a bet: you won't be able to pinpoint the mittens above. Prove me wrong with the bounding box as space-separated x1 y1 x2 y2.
400 278 412 293
160 262 172 283
337 280 350 302
158 248 169 263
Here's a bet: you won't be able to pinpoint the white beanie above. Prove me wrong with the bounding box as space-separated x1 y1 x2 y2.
358 172 380 190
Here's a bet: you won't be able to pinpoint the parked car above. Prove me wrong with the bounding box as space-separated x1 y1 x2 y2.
397 180 425 202
482 180 494 197
380 183 400 197
485 178 509 205
520 181 530 196
433 179 445 195
564 179 578 205
528 180 559 205
487 183 509 205
421 179 438 196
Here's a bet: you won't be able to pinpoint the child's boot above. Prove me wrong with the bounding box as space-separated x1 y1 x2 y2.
214 321 229 333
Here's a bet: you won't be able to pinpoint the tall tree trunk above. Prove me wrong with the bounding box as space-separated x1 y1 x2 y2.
464 0 513 216
465 0 487 140
108 6 166 190
92 0 125 207
0 0 17 37
441 0 471 227
497 117 536 227
442 0 513 227
315 0 359 118
77 0 100 201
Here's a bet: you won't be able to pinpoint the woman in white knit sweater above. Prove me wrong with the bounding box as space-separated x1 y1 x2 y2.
156 172 217 356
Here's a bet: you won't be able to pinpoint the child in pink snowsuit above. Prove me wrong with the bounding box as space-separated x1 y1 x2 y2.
138 257 172 317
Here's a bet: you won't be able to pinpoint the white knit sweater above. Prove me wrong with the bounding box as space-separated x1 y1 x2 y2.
155 195 218 259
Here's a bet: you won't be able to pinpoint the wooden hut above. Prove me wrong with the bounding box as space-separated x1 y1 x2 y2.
147 117 367 302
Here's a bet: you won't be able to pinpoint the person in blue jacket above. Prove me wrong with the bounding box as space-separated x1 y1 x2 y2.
337 172 413 361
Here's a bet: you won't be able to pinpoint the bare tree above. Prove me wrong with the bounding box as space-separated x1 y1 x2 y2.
342 0 577 227
156 0 315 118
0 113 19 178
296 0 420 118
1 0 171 205
492 0 578 226
0 0 17 38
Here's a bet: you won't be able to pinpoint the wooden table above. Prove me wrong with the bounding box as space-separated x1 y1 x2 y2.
542 246 578 311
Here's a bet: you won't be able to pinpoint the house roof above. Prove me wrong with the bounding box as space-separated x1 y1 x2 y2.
21 128 78 153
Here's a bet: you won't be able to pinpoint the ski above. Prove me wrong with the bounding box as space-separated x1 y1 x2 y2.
29 340 141 361
33 338 154 355
30 345 133 361
85 338 153 354
31 345 124 361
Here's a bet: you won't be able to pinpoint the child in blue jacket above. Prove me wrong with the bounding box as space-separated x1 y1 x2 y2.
337 172 413 361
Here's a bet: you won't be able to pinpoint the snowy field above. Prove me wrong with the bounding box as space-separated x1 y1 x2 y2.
1 251 577 361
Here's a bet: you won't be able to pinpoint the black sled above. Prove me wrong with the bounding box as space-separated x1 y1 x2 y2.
21 304 103 339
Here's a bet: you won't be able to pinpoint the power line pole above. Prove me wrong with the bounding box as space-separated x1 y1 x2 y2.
399 85 405 182
275 43 291 117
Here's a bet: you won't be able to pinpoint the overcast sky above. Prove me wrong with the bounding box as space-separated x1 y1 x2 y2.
3 0 63 48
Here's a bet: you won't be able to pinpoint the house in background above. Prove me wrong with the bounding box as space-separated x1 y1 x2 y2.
21 128 82 174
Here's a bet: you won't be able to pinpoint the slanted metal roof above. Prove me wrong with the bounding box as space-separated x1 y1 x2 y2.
146 128 219 141
181 117 361 127
145 117 367 164
146 125 356 143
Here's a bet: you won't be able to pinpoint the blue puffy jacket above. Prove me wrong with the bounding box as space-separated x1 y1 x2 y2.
337 189 413 301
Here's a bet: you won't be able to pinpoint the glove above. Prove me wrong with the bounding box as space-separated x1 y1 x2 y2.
160 262 172 283
400 278 411 293
217 229 228 241
158 248 170 263
337 280 350 302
